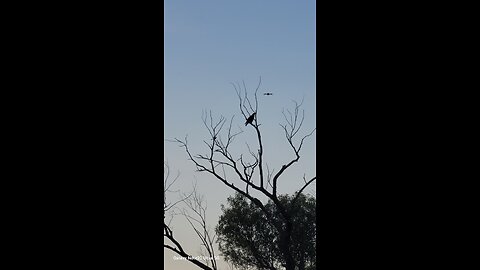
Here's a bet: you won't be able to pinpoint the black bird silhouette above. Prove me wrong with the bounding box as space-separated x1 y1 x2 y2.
245 112 256 126
263 92 273 95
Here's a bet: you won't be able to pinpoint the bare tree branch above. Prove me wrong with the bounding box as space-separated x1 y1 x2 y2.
164 162 193 214
164 222 213 270
171 78 316 270
164 162 214 270
181 182 218 270
291 176 317 207
273 100 316 197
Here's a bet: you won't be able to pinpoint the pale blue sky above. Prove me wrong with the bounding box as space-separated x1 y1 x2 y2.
164 1 316 269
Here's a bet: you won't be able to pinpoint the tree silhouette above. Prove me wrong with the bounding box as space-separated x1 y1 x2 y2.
163 162 217 270
173 77 316 270
216 192 316 270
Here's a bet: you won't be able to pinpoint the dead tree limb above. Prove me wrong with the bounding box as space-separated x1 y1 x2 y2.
163 162 214 270
173 78 316 270
181 182 218 270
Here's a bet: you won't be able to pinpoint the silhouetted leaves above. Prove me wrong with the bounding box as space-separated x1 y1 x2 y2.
216 193 316 270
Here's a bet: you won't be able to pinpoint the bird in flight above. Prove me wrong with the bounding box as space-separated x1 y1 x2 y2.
245 112 256 126
263 92 273 96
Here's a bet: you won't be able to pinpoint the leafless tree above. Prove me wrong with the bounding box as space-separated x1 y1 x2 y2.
174 77 316 270
164 161 183 220
163 162 216 270
180 182 218 270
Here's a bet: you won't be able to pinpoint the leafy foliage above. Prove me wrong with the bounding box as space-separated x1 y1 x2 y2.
216 192 316 270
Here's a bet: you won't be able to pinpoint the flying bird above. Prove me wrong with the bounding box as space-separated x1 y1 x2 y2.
263 92 273 95
245 112 256 126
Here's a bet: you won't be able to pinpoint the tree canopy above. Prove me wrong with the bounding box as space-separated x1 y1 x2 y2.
216 192 316 270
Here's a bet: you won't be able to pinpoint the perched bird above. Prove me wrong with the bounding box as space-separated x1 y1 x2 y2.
263 92 273 95
245 112 256 126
